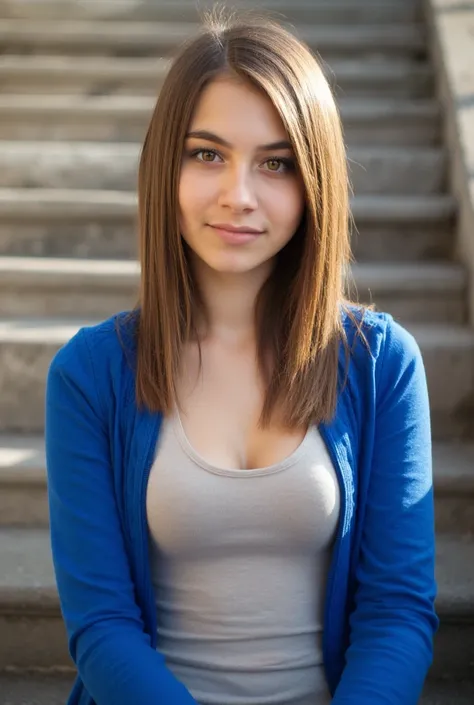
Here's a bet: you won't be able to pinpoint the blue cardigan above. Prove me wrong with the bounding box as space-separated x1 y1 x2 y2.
45 307 438 705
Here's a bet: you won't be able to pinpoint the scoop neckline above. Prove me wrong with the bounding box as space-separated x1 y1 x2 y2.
172 410 313 478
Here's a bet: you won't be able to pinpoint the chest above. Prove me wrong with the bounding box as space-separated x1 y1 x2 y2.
148 417 341 558
175 340 308 471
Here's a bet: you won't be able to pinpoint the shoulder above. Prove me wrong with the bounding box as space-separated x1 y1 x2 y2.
341 303 421 362
47 310 138 394
341 304 424 384
51 309 136 364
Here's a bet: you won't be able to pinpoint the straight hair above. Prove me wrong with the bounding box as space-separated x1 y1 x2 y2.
126 9 369 429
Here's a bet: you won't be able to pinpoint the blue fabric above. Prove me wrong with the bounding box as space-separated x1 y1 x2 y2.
45 307 438 705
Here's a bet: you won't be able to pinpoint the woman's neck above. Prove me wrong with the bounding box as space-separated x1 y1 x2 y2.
192 256 272 347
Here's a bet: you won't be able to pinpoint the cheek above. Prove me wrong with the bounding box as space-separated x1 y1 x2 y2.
178 170 194 225
292 188 306 225
179 169 215 224
271 182 305 231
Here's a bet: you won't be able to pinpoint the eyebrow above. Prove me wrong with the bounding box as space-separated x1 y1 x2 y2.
185 130 293 152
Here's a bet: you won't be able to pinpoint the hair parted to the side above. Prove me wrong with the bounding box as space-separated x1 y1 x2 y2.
127 6 370 429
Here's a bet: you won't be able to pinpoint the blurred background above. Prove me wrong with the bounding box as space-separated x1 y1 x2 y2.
0 1 473 703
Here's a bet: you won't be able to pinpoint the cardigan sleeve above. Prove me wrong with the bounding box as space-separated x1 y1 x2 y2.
45 328 198 705
331 314 439 704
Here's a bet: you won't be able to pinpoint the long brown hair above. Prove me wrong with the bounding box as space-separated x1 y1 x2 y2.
130 9 366 428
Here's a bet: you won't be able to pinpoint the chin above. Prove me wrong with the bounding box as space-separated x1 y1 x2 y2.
208 254 268 275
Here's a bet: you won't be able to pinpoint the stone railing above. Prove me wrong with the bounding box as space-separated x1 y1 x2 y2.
424 0 474 325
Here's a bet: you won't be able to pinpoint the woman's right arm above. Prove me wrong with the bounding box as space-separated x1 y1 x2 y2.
45 328 197 705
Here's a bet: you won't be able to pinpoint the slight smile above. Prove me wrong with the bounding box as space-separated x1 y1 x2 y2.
207 223 265 245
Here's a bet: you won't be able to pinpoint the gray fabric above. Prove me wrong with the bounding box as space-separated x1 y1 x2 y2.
146 411 340 705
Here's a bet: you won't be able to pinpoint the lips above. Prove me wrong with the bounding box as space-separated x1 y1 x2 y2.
208 223 263 245
208 223 264 234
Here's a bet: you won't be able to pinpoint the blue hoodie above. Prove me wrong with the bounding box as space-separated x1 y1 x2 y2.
45 307 438 705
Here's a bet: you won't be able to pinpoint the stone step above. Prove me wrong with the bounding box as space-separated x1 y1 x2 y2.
0 434 47 527
0 214 453 264
0 0 422 25
434 442 474 535
0 674 473 705
0 141 446 195
0 318 90 435
0 257 466 325
0 215 453 266
413 325 474 440
0 528 472 678
0 672 75 705
347 146 446 195
350 262 467 324
0 188 455 262
0 319 472 438
433 535 474 679
0 257 139 320
1 433 472 532
0 94 441 144
0 20 426 58
0 55 434 98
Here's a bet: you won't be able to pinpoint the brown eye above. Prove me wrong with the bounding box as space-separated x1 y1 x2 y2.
192 149 220 163
266 159 281 172
263 157 294 174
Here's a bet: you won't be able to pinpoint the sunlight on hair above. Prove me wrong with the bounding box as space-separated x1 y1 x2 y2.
132 6 372 427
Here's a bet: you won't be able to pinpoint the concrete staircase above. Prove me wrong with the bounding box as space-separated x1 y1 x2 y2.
0 0 473 702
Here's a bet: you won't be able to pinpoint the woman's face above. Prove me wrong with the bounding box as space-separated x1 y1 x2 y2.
179 76 305 275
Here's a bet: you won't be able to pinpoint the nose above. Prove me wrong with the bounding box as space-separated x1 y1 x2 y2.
217 164 258 212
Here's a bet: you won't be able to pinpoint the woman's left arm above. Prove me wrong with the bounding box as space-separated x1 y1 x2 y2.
332 315 439 704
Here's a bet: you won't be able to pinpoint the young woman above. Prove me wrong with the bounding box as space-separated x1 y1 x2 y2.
45 11 438 705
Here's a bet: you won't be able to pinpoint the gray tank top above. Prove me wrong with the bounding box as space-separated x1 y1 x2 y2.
146 410 340 705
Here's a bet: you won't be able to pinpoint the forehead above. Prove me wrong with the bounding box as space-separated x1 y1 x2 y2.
188 76 289 145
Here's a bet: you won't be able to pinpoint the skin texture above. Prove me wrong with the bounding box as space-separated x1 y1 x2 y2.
179 75 305 294
175 76 308 470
